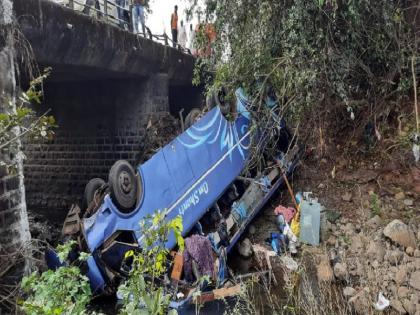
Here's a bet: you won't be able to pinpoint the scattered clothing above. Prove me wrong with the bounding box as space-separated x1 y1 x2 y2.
274 205 296 224
183 235 214 283
269 232 287 255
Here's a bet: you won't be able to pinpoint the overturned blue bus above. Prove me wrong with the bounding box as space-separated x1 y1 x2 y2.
50 87 302 304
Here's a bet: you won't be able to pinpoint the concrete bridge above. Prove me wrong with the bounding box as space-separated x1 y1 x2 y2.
13 0 203 214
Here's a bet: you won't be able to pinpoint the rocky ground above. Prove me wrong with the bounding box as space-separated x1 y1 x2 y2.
28 106 420 314
236 108 420 314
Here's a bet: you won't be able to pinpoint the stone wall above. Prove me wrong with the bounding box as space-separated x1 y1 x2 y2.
23 75 171 213
0 1 32 301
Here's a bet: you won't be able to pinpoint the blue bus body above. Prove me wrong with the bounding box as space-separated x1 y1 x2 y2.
50 88 301 298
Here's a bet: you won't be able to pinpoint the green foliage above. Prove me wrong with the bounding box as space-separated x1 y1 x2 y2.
21 242 92 315
118 211 184 315
0 68 56 168
370 192 381 217
21 212 184 315
190 0 416 121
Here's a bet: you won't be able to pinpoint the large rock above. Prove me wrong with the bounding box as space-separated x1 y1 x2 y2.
334 262 348 281
238 238 253 257
350 234 364 253
349 288 370 314
384 220 417 249
395 267 408 285
398 286 410 298
366 240 385 261
391 299 407 314
385 250 404 266
409 271 420 291
343 286 356 297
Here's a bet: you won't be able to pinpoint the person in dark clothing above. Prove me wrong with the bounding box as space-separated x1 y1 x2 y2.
132 0 146 35
115 0 126 28
83 0 101 17
170 5 178 48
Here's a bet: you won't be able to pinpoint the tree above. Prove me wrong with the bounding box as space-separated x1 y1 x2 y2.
189 0 417 136
0 0 55 311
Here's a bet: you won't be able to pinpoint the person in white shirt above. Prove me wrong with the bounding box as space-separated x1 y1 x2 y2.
188 23 195 54
178 20 187 48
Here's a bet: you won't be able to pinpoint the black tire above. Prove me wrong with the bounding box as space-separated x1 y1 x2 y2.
82 178 106 210
185 108 202 129
207 87 233 116
108 160 139 213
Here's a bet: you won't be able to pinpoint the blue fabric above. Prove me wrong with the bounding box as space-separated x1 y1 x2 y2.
45 249 63 270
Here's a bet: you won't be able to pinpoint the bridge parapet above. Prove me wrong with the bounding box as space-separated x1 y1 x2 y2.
14 0 195 84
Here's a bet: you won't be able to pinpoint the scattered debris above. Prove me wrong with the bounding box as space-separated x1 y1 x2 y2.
279 256 299 272
373 292 390 311
299 193 322 246
238 238 253 258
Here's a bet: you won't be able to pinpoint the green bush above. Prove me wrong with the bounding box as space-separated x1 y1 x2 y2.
20 242 91 315
191 0 416 119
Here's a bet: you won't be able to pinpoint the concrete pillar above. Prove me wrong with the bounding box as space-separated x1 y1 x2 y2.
0 0 32 277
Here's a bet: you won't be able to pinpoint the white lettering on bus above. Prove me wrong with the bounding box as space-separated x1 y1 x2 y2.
178 181 209 215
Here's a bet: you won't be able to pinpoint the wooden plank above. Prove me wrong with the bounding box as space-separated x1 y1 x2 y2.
213 284 242 299
171 252 183 281
193 292 215 304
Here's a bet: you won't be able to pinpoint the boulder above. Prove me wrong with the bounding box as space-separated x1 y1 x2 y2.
395 192 406 200
342 192 352 202
384 220 417 249
407 247 415 256
403 199 414 206
367 215 382 229
343 286 356 297
395 267 408 285
334 262 348 281
385 250 404 266
366 240 385 261
349 288 370 314
391 299 408 314
409 271 420 291
238 238 253 257
398 286 410 298
403 296 416 315
350 234 364 253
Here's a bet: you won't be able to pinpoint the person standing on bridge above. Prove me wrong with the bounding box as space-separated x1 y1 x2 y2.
132 0 146 36
116 0 126 28
170 5 178 48
178 20 187 49
188 23 196 54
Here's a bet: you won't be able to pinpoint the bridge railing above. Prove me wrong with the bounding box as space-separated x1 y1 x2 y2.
56 0 192 55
